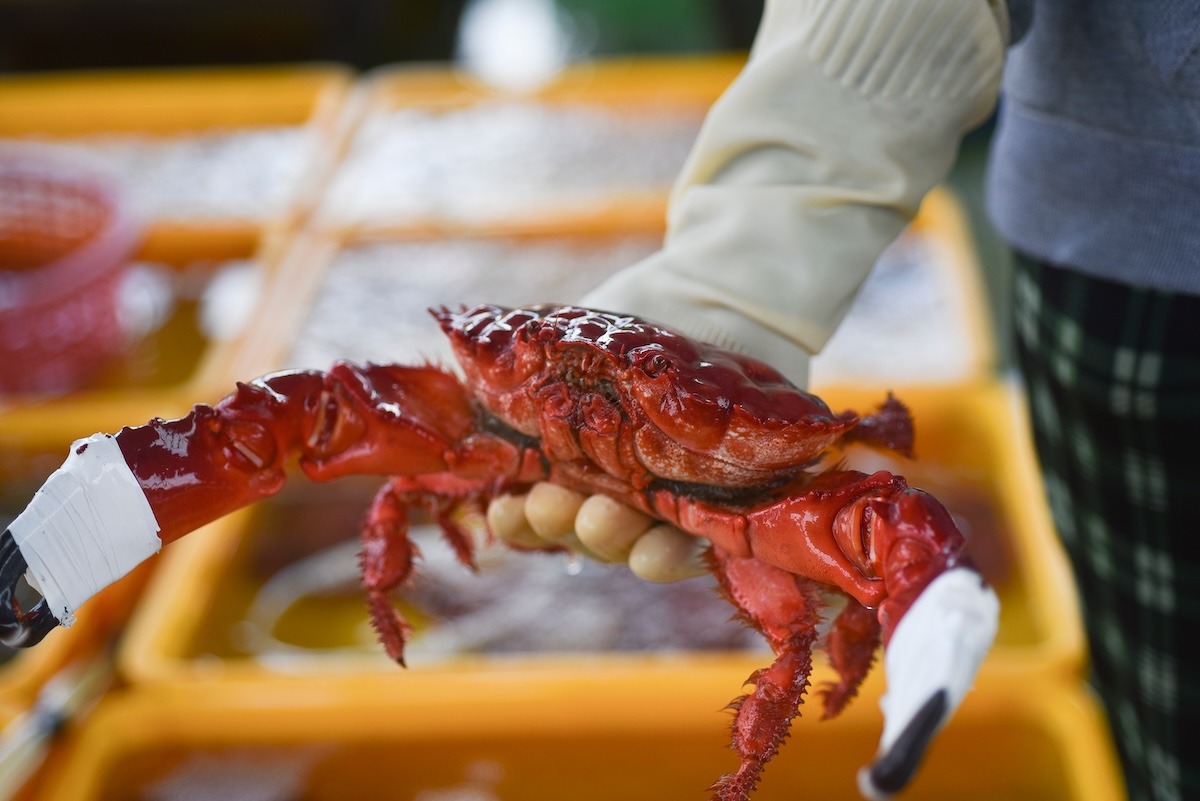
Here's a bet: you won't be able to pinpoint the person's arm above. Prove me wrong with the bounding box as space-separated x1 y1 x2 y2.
490 0 1011 579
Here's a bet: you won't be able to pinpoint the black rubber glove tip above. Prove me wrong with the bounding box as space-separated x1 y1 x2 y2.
0 528 61 648
866 689 949 796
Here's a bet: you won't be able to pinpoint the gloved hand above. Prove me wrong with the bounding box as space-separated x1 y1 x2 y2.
488 0 1010 581
487 483 709 581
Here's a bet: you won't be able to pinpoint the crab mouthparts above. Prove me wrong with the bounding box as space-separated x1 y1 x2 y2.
858 567 999 800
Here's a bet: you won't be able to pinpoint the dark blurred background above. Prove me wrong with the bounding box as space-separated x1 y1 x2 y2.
0 0 764 73
0 0 1009 363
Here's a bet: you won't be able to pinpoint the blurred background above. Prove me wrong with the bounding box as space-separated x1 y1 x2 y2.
0 0 763 72
0 0 1010 371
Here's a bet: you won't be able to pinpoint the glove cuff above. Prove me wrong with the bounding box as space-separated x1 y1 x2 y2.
755 0 1006 131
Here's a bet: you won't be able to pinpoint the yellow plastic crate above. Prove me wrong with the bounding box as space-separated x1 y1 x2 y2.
116 490 770 683
0 230 331 458
810 186 996 385
0 64 353 263
0 653 115 801
286 227 664 370
36 668 1122 801
0 242 337 701
314 56 744 240
0 64 356 465
235 184 995 401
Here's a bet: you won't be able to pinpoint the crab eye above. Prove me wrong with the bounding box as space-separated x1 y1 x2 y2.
638 352 671 377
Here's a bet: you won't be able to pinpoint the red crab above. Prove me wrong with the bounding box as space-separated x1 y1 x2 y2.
1 304 997 801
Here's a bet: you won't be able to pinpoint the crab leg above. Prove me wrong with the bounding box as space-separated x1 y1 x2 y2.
120 363 496 542
636 468 997 801
1 362 540 644
819 601 882 719
706 549 823 801
362 473 500 665
780 477 996 801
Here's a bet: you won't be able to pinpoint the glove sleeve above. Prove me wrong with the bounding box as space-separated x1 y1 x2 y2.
582 0 1008 387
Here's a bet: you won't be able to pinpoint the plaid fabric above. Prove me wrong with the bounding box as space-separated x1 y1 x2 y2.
1012 253 1200 801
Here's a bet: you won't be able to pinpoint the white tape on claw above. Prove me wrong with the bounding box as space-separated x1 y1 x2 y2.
877 568 999 754
8 433 161 626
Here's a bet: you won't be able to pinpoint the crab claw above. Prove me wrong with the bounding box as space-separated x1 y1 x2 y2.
858 567 999 799
0 528 61 647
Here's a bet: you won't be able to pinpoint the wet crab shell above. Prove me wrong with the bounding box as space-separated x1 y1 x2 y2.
434 304 859 488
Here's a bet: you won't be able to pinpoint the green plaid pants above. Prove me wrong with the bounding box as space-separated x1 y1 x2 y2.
1012 254 1200 801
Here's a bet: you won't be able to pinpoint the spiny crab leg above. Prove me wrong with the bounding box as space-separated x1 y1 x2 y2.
0 362 533 643
616 468 998 801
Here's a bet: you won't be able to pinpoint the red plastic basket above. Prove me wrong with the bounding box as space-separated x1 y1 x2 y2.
0 147 142 395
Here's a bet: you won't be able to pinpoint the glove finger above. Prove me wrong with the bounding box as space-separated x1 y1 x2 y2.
485 493 547 550
524 482 587 544
628 525 709 583
575 495 653 562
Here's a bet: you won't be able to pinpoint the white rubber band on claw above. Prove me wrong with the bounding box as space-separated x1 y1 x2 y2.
877 568 998 752
9 433 161 626
858 567 998 800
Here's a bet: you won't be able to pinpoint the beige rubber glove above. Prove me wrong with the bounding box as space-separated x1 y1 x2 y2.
489 0 1009 579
